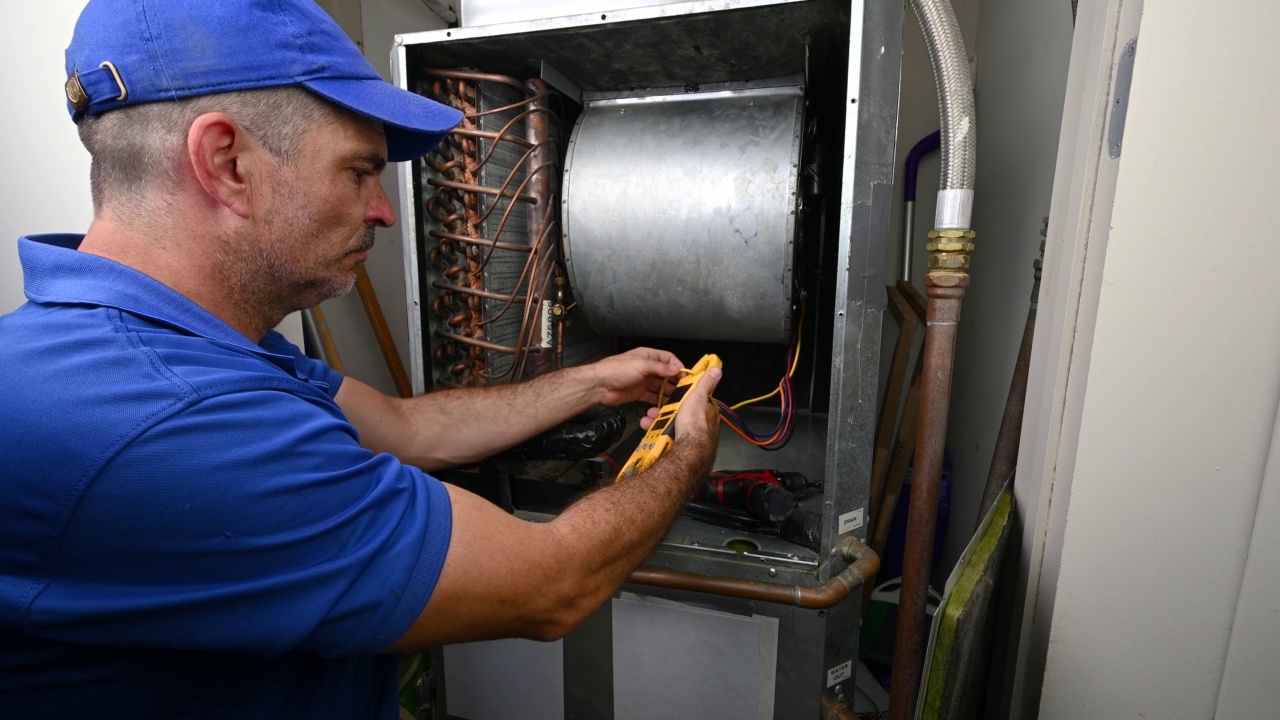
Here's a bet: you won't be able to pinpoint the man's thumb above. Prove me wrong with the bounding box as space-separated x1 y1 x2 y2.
689 366 722 401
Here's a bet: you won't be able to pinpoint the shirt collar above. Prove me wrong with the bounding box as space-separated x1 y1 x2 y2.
18 234 298 369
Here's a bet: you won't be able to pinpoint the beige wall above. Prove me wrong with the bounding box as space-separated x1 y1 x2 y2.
1030 0 1280 716
937 0 1074 584
0 1 95 314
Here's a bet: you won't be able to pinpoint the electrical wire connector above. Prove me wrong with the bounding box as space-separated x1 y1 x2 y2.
926 229 976 270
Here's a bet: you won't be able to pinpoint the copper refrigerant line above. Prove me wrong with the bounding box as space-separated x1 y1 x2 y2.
423 70 565 387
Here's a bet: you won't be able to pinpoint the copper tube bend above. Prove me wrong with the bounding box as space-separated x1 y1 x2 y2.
626 537 878 609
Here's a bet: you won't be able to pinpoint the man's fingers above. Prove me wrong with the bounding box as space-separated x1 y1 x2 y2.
626 347 684 377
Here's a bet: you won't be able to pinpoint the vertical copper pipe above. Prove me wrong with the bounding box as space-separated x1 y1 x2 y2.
553 276 567 370
888 270 969 720
524 77 555 379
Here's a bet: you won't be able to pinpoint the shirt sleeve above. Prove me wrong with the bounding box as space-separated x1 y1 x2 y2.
259 329 345 398
26 385 450 659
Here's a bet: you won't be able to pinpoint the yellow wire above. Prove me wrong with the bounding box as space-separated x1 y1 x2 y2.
655 367 697 409
729 302 805 411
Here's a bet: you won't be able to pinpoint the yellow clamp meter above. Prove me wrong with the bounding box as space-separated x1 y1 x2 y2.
616 353 722 481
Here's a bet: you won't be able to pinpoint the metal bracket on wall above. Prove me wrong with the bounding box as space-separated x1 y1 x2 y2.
538 60 583 104
1108 37 1138 159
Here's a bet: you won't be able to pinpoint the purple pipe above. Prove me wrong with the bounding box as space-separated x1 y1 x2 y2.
901 131 941 282
904 131 941 203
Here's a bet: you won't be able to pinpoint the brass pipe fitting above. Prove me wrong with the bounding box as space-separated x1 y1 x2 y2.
925 229 976 270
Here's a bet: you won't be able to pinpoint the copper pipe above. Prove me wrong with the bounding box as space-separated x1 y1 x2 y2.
524 77 557 378
554 276 567 370
354 266 412 399
473 109 556 174
889 271 969 720
426 177 538 205
308 305 344 374
627 537 878 609
433 330 521 354
478 210 556 328
423 68 535 97
448 127 534 148
820 690 860 720
511 242 560 380
429 229 532 254
431 281 526 303
467 92 555 120
976 230 1045 527
475 160 559 274
474 145 554 228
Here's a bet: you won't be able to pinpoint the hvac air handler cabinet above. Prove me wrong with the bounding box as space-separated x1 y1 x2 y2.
391 1 903 717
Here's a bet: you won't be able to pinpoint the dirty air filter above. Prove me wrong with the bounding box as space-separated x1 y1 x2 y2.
562 84 804 344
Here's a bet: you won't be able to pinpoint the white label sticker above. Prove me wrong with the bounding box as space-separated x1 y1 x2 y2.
838 508 865 534
826 659 853 687
540 301 554 348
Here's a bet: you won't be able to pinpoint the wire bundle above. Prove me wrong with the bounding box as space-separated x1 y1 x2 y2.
714 316 801 450
655 305 803 452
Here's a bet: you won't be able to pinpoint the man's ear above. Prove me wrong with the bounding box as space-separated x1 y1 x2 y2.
186 112 264 219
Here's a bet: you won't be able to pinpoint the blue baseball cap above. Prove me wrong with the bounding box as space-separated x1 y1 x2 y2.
64 0 462 162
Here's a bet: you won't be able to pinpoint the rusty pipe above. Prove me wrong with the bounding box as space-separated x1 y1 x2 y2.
888 269 969 720
627 537 878 609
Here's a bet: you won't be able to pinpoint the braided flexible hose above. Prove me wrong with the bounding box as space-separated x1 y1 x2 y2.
910 0 977 229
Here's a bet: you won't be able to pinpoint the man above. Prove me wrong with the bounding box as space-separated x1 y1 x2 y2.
0 0 720 717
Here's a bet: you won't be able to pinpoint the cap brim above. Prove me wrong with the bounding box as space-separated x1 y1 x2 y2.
303 77 462 162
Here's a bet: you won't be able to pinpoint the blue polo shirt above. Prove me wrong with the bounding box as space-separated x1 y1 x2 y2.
0 235 452 718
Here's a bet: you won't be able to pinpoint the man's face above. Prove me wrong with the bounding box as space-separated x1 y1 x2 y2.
237 110 395 312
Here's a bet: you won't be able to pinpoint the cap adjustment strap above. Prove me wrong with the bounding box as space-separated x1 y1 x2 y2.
67 61 128 116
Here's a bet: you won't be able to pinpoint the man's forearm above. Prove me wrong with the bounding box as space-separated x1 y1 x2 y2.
390 364 602 469
547 433 716 605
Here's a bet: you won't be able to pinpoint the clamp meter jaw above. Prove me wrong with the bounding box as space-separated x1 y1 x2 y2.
617 354 722 481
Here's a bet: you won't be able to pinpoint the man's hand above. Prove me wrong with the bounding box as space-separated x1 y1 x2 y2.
672 365 721 445
639 364 722 446
590 347 685 407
